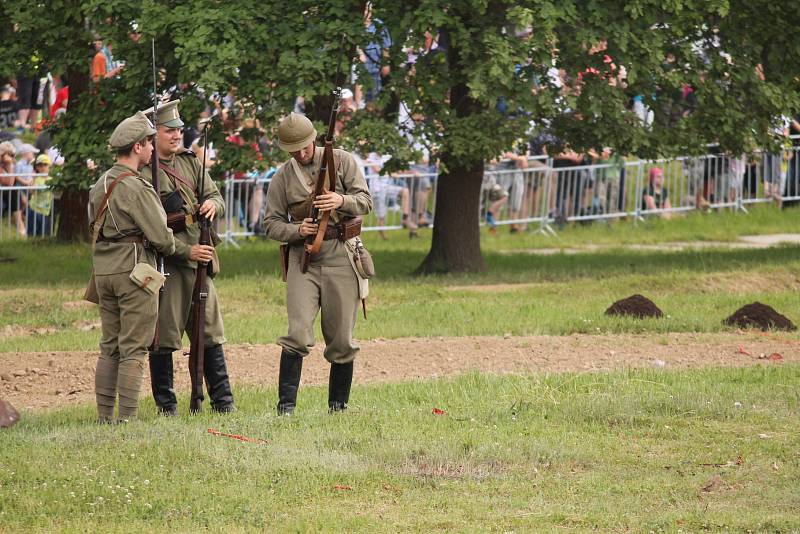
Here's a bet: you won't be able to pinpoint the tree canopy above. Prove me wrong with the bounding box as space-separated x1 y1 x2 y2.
1 0 798 270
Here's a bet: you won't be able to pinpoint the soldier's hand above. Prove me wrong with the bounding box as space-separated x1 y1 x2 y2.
199 200 216 221
312 192 344 212
299 218 319 237
189 244 215 263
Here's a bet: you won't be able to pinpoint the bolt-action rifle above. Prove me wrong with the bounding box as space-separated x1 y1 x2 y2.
300 49 346 273
188 120 212 413
150 38 166 351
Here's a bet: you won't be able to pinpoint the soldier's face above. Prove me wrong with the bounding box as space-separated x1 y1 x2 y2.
136 138 154 167
291 142 316 165
156 126 183 156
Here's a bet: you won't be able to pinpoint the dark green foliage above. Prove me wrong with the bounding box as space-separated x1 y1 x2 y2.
1 0 798 258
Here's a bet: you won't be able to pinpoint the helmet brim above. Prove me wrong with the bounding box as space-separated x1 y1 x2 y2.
278 130 316 153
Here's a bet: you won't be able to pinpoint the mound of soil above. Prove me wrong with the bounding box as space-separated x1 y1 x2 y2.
605 294 664 319
0 398 19 428
723 302 796 331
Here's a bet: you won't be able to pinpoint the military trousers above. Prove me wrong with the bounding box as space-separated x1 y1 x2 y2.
157 261 226 352
95 271 158 421
278 241 360 364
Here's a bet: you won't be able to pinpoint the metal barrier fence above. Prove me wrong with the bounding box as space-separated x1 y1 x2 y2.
2 146 799 242
0 173 56 240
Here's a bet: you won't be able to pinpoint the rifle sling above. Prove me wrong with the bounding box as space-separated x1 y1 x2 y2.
161 164 198 205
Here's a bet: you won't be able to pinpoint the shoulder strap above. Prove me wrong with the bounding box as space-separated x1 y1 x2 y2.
161 163 198 197
91 171 135 247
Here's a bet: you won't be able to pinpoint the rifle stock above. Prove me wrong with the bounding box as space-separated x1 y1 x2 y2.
188 218 209 413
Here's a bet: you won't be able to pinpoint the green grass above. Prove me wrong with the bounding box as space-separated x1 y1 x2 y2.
1 367 798 532
1 205 799 351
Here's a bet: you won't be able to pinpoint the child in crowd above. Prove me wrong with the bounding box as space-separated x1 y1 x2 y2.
26 154 53 237
642 166 672 218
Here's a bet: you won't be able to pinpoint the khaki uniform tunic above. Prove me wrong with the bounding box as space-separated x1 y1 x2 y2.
264 147 372 364
89 163 175 420
140 149 226 351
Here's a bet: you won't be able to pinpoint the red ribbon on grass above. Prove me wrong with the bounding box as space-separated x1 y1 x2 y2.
207 428 268 444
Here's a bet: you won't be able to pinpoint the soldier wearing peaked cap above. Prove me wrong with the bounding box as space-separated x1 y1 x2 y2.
139 99 235 415
89 111 176 423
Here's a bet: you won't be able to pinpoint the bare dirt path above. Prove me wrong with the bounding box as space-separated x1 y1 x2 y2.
0 332 796 412
501 233 800 255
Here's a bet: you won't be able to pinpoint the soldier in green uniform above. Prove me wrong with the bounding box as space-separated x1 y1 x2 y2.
140 100 235 415
263 112 372 415
89 112 176 423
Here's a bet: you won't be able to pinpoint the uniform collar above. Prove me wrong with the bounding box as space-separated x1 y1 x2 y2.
158 152 177 166
114 163 139 175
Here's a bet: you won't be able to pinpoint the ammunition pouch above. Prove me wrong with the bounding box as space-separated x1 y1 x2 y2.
337 216 362 241
162 190 184 213
166 211 194 234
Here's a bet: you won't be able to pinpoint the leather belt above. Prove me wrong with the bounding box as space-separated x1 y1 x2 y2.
97 234 145 244
323 225 339 241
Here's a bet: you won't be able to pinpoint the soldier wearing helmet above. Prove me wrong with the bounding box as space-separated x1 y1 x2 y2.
263 112 372 415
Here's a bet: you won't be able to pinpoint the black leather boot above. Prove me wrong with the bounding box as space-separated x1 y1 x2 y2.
277 350 303 415
148 350 177 416
204 344 235 413
328 361 353 412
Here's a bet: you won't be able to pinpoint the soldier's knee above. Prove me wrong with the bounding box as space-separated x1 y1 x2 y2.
325 350 357 365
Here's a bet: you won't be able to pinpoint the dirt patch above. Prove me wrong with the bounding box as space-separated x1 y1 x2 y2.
0 332 797 412
500 233 800 256
448 271 800 296
74 320 102 332
697 272 800 294
724 302 797 331
446 283 544 293
399 459 506 480
62 300 96 311
605 295 663 319
0 325 58 340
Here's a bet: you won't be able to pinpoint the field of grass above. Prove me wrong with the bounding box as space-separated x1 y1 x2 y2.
2 205 800 531
2 367 798 531
1 205 799 352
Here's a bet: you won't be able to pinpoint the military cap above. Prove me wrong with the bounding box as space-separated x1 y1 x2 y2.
141 99 184 128
109 111 156 150
277 112 317 152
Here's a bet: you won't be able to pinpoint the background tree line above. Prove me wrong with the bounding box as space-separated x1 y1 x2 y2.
1 0 798 273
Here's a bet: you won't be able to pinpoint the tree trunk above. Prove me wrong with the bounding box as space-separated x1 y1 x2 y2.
415 161 485 274
416 28 486 274
55 62 91 242
56 188 89 241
